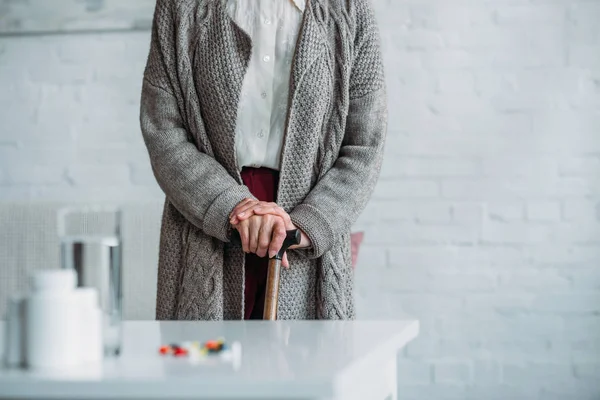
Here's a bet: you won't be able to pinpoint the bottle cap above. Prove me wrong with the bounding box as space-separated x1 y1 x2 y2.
31 269 77 292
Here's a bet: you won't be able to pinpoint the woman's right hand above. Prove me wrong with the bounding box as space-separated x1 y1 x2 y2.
233 214 291 267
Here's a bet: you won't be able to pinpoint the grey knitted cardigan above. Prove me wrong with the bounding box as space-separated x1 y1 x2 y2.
140 0 387 320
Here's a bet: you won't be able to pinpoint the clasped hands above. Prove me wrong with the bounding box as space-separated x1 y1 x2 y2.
229 198 311 268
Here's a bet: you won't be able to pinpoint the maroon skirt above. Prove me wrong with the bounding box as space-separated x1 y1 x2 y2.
240 167 280 320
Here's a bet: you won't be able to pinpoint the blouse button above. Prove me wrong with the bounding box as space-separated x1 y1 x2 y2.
257 130 265 139
263 55 271 62
261 92 267 99
264 18 271 25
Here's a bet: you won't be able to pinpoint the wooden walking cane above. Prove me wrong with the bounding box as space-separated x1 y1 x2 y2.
231 229 301 320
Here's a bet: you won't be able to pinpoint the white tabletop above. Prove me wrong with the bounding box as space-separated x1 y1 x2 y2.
0 320 419 399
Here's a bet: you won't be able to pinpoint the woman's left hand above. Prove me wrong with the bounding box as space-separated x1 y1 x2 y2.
230 200 311 249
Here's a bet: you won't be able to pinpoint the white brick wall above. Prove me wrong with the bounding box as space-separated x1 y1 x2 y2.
1 1 600 399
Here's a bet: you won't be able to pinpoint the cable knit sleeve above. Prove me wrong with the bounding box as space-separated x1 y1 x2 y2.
289 0 387 258
140 0 254 242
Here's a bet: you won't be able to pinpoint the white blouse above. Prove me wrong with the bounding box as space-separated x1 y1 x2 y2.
227 0 306 171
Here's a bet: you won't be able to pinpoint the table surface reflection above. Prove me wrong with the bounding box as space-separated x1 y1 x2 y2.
0 320 419 399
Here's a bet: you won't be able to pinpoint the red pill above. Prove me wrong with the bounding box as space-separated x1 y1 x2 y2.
159 346 171 355
174 347 188 356
205 340 219 350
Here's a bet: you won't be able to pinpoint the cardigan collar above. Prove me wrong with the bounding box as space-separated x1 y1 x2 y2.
291 0 306 12
226 0 306 13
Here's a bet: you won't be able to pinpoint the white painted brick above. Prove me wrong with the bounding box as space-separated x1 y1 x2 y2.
450 203 483 224
383 268 497 293
354 245 387 270
388 247 463 268
502 363 574 387
567 2 600 27
435 70 476 94
526 201 562 222
482 221 553 244
487 31 565 68
0 145 75 166
474 71 518 96
129 162 157 186
394 384 467 400
533 112 600 153
357 200 410 225
354 291 393 319
369 222 478 245
6 165 65 185
363 201 456 224
28 60 92 85
481 156 558 178
372 179 440 199
566 3 600 45
568 268 600 291
528 245 600 266
466 386 540 400
0 36 57 69
73 145 149 165
14 185 164 203
497 270 571 292
409 5 494 30
382 157 481 178
472 361 501 385
66 164 130 186
391 245 529 270
487 91 569 113
569 44 600 68
573 363 600 380
408 203 453 224
373 1 408 22
482 340 554 362
381 40 422 69
531 294 600 314
56 35 127 63
435 340 483 360
420 49 488 69
384 133 485 157
393 29 444 50
390 294 464 314
384 111 462 138
443 27 524 49
551 222 600 245
477 68 584 111
569 340 600 363
540 384 600 400
493 5 566 25
434 109 532 136
405 336 441 358
443 178 592 200
368 201 480 226
559 156 600 177
485 202 525 222
439 315 564 340
392 70 436 93
434 361 472 384
463 294 534 314
561 316 600 342
397 360 433 385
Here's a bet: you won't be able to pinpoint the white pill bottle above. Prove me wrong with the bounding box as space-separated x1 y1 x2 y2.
25 269 81 370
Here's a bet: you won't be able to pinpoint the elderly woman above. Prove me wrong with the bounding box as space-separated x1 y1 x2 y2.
140 0 387 320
